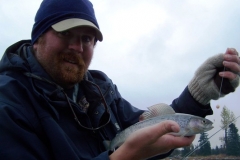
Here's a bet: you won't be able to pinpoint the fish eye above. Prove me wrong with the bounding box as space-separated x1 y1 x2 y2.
202 120 206 123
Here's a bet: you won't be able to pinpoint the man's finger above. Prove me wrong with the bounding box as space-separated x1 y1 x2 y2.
148 120 180 139
226 48 239 56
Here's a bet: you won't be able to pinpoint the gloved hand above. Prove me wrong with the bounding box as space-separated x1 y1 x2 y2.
188 48 240 105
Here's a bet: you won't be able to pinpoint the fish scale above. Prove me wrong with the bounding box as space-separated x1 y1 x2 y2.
173 114 191 129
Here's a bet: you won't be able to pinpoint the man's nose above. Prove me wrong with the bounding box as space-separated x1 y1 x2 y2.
68 37 83 53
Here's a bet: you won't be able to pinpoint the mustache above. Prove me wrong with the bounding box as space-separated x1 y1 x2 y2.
60 51 85 66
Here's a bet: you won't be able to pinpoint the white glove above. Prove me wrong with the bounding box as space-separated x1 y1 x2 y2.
188 53 239 105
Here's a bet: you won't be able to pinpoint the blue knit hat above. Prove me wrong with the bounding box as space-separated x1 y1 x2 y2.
31 0 103 44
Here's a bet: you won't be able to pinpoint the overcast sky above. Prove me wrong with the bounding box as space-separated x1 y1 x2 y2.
1 0 240 150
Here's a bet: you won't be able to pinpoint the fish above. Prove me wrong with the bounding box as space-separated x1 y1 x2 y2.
109 103 214 151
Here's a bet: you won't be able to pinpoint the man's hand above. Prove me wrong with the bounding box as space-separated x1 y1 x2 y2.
188 48 240 105
109 120 195 160
220 48 240 80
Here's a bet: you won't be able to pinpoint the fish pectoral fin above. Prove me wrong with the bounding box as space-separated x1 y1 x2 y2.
103 140 111 150
180 130 191 137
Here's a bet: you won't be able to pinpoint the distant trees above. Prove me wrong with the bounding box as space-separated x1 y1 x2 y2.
179 129 240 157
220 106 236 149
226 123 240 156
174 105 240 158
211 146 220 155
181 145 191 156
198 132 211 156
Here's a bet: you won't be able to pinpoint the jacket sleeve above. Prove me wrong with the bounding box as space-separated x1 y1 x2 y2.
171 86 213 117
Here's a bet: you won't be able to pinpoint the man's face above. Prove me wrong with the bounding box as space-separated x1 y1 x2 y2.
33 26 96 88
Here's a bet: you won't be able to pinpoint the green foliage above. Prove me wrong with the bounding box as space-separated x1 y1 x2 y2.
220 106 236 149
220 106 235 129
181 146 191 156
177 105 240 158
211 146 220 155
226 123 240 156
198 132 211 156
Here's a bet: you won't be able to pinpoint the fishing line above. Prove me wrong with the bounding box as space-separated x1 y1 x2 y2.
181 66 240 159
218 66 226 98
181 115 240 160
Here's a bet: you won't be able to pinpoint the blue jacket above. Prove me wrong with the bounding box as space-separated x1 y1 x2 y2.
0 40 213 160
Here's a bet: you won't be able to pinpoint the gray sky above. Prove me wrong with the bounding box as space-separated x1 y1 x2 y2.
1 0 240 151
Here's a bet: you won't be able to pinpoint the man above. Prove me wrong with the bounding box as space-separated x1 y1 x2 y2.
0 0 239 159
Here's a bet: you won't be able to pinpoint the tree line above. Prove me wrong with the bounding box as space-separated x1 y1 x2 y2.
171 106 240 157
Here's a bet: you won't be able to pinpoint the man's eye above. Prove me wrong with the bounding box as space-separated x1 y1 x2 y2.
82 35 93 43
57 31 70 37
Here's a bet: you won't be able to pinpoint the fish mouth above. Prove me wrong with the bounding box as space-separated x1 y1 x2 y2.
204 124 214 131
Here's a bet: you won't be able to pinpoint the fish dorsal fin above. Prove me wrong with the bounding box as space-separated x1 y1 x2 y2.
139 103 175 121
148 103 176 116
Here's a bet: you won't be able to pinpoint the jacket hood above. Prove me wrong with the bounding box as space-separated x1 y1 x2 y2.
0 40 31 73
0 40 55 81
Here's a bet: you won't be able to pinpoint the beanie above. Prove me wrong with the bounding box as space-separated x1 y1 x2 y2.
31 0 103 44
